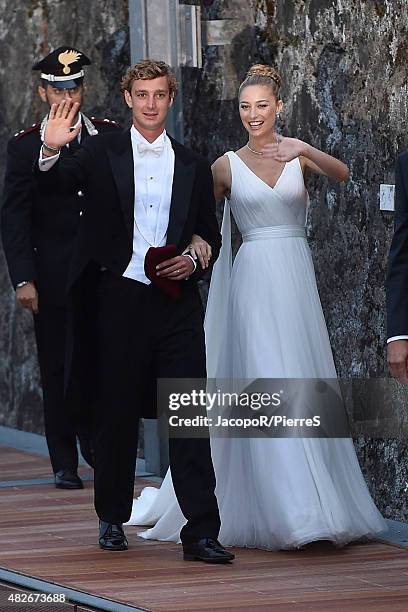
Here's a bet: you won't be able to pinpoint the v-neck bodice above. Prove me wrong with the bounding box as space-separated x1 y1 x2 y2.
225 151 309 234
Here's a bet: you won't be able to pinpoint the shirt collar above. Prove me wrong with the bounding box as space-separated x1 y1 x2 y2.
131 125 166 147
73 113 82 130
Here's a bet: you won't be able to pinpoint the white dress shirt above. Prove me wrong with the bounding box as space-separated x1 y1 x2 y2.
68 115 82 145
387 336 408 343
123 127 175 284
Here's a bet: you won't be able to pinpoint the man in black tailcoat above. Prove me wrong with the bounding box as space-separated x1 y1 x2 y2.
1 47 120 488
37 59 234 563
387 153 408 383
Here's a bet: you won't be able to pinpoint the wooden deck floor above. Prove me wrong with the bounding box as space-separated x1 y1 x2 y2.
0 445 408 611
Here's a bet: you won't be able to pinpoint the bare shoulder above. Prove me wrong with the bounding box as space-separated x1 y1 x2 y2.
235 145 247 158
212 154 231 182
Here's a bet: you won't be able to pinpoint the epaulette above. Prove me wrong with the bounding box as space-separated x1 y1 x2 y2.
14 123 40 140
90 117 121 128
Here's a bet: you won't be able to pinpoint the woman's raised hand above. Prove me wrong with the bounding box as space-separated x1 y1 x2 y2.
262 136 304 163
44 100 81 150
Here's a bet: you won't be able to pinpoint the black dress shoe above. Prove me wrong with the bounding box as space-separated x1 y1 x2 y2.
54 469 83 489
183 538 235 563
99 521 128 551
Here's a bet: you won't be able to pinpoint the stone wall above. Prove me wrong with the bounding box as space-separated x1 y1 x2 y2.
0 0 130 431
1 0 407 518
182 0 408 519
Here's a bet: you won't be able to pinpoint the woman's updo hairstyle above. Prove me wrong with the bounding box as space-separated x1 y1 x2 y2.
239 64 282 99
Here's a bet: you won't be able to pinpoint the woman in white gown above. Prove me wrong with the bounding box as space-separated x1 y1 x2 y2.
126 65 387 549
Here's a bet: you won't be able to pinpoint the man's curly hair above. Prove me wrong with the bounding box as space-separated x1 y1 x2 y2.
120 59 178 98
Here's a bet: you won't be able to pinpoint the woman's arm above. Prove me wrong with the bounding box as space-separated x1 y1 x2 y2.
212 155 232 201
300 142 349 181
263 138 349 182
187 155 232 269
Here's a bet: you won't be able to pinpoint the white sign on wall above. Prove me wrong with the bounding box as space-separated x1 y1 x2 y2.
380 184 395 211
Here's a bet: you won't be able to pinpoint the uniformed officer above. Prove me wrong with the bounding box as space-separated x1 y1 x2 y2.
1 46 121 488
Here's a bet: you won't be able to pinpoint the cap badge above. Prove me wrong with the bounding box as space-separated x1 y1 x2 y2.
58 50 82 75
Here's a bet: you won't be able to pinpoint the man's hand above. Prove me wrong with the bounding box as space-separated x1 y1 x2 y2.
43 99 81 152
185 234 212 270
387 339 408 386
156 255 194 280
16 282 39 314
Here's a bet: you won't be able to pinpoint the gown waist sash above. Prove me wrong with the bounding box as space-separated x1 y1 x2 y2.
242 225 306 242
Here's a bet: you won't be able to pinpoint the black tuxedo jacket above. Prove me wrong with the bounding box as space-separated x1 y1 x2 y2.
37 128 222 410
38 128 221 290
1 117 120 304
387 152 408 338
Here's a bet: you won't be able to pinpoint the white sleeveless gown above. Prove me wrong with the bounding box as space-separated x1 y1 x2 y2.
126 153 387 549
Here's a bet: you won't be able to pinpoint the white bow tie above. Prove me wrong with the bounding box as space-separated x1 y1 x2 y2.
137 142 165 157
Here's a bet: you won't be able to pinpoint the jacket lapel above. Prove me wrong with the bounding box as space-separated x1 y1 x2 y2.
167 137 196 246
80 117 89 144
106 130 134 242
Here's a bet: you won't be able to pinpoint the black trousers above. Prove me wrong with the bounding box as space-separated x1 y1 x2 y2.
33 304 92 473
93 272 220 544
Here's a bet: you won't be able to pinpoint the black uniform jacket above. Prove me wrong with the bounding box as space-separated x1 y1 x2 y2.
1 116 120 305
387 152 408 338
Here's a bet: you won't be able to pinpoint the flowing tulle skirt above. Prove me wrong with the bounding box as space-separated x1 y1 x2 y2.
127 235 387 548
